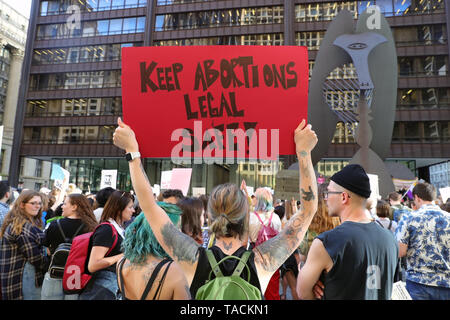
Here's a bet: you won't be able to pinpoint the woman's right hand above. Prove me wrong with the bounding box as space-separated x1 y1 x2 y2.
113 117 139 153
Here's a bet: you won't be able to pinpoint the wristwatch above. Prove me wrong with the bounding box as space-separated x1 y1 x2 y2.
125 151 141 162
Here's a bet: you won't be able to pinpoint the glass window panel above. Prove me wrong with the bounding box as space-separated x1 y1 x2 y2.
86 0 98 11
47 1 60 14
132 15 143 32
424 121 440 141
394 0 412 16
123 17 137 33
376 0 393 16
83 20 97 37
98 0 112 11
88 98 102 115
126 0 139 7
112 0 125 10
40 1 49 16
358 1 372 15
109 19 123 35
155 15 164 31
96 20 109 35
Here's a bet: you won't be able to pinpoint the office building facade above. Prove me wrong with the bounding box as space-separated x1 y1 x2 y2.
10 0 449 194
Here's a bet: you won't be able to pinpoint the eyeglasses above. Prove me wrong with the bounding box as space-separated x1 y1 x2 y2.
26 201 42 206
323 191 347 200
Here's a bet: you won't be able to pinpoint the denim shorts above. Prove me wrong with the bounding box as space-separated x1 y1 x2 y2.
78 270 118 300
406 280 450 300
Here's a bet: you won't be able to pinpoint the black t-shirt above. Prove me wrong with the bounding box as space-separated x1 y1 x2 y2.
43 218 87 255
89 223 123 273
190 246 261 298
316 221 399 300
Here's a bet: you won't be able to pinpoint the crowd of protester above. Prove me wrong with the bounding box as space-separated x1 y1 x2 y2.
0 119 448 301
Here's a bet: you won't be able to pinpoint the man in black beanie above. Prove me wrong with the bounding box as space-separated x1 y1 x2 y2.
296 164 399 300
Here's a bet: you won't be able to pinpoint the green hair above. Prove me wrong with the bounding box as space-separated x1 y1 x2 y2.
121 202 182 265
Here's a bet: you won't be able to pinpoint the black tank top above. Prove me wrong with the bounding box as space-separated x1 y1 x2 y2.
316 221 398 300
190 246 262 298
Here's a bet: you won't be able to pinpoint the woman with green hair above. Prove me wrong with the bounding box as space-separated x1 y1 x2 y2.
116 202 191 300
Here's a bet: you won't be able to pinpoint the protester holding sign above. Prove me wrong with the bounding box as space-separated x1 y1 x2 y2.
113 117 318 298
117 205 190 300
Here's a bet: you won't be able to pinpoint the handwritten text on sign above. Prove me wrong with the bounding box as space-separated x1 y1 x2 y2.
121 46 309 163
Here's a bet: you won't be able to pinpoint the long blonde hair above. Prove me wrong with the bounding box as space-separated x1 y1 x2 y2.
0 190 44 237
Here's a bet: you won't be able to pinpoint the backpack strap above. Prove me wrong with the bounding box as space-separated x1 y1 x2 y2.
206 250 252 282
152 260 173 300
375 220 384 228
231 251 251 278
56 219 68 242
140 259 171 300
117 257 127 299
388 220 393 230
94 222 119 255
72 223 85 239
253 212 265 226
267 212 274 225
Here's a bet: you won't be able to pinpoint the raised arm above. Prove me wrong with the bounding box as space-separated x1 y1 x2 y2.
113 118 200 285
253 120 318 290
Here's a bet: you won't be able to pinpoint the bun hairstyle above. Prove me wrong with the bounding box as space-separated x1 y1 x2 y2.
208 183 249 240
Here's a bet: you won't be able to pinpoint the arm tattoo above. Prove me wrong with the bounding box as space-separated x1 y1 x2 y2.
299 151 308 157
255 212 311 272
161 222 199 264
301 186 315 201
185 285 192 299
139 162 152 186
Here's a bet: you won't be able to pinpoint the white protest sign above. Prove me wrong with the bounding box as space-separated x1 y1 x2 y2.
368 174 380 200
439 187 450 203
100 170 117 189
53 166 70 191
153 184 161 197
160 171 172 190
192 187 206 197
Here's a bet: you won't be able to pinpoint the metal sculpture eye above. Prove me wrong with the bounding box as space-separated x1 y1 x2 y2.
347 43 367 50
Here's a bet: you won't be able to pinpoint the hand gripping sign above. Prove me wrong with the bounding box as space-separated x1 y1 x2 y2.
121 46 309 163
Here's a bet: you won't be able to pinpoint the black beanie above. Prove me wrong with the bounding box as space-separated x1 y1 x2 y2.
330 164 371 199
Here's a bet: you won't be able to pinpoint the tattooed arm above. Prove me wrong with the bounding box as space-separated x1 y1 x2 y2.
113 118 200 285
253 120 318 293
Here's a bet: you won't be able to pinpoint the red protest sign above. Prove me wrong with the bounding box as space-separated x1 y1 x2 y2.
121 46 308 162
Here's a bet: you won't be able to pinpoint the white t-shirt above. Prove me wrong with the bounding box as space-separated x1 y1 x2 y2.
93 207 103 223
376 217 397 233
249 211 282 243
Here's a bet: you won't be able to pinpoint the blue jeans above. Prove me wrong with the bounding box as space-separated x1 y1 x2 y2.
406 280 450 300
79 270 118 300
40 272 79 300
22 262 41 300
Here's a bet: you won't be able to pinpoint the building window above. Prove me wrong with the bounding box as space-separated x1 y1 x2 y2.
35 160 43 177
26 98 122 117
36 17 146 40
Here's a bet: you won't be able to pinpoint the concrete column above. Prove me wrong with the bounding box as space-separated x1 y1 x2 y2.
1 46 24 177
